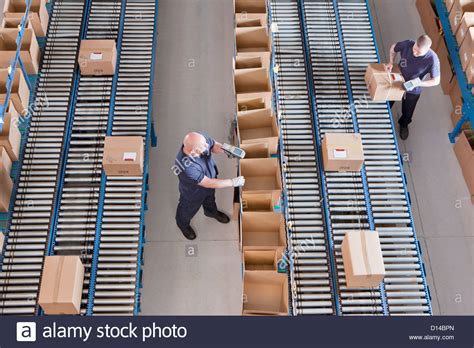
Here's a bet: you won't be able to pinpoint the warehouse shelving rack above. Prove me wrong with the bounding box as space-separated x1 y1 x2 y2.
434 0 474 143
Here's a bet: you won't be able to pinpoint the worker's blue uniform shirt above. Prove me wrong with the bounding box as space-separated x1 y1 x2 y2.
175 133 218 201
394 40 440 95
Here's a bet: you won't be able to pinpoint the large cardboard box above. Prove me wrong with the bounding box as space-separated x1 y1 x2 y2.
236 27 271 53
449 0 474 33
459 27 474 70
341 230 386 289
364 63 405 101
103 136 143 176
241 211 286 249
237 108 279 155
0 147 13 212
453 130 474 201
322 133 365 172
242 191 281 212
240 157 282 193
38 256 85 315
0 67 30 116
243 248 284 271
235 0 267 14
78 40 117 76
4 0 49 37
0 28 40 74
435 39 455 94
456 12 474 45
237 91 272 112
235 13 267 28
416 0 442 50
234 67 272 94
243 271 288 316
0 100 21 161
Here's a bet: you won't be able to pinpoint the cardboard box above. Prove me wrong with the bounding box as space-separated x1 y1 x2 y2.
236 27 271 53
242 191 281 212
341 230 386 289
454 130 474 200
234 67 272 94
0 28 40 74
456 12 474 45
103 136 144 176
235 0 267 14
237 108 279 155
435 39 455 94
449 0 474 33
236 52 271 70
38 256 85 315
459 26 474 70
240 157 282 193
416 0 442 50
240 142 269 158
237 91 272 112
243 271 288 316
235 13 267 28
0 100 21 161
364 63 405 101
243 248 284 271
4 0 49 37
0 67 30 116
322 133 365 172
466 56 474 82
451 108 470 130
0 159 12 212
446 0 456 12
0 146 13 174
78 40 117 76
1 17 32 29
241 211 286 249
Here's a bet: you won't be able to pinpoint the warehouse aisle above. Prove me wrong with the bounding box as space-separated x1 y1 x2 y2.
141 0 242 314
369 0 474 315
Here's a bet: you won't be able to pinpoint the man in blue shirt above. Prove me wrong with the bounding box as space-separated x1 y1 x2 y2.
386 35 441 140
173 132 245 240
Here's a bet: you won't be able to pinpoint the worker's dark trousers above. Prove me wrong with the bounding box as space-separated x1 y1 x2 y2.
175 190 218 230
389 93 421 127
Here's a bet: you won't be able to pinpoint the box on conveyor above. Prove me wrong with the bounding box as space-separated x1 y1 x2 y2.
234 0 267 14
38 256 85 315
235 27 271 53
235 13 267 28
242 191 281 212
321 133 365 172
240 157 282 194
0 100 21 161
454 130 474 202
416 0 442 50
243 247 284 271
102 136 144 176
449 0 474 33
0 28 40 74
241 211 286 250
237 92 272 112
456 12 474 45
3 0 49 37
0 146 13 212
0 67 31 116
234 67 272 95
342 230 386 289
237 108 279 155
78 40 117 76
235 52 271 69
364 63 405 101
242 271 288 316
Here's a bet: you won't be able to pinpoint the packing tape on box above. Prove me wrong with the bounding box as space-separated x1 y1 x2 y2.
360 232 373 279
52 257 65 303
368 71 404 101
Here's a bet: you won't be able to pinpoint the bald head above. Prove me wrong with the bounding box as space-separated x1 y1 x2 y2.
413 35 432 57
183 132 208 157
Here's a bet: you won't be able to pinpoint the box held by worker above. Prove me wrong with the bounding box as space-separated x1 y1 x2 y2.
365 63 405 101
342 230 386 289
78 40 117 76
243 271 288 316
102 136 144 176
4 0 49 37
240 157 282 193
237 92 272 112
0 28 40 74
0 68 31 116
449 0 474 33
0 101 21 161
236 27 271 53
241 211 286 249
322 133 365 172
234 67 272 94
243 248 284 271
235 0 267 14
242 191 281 212
235 13 267 28
237 108 279 155
38 256 85 315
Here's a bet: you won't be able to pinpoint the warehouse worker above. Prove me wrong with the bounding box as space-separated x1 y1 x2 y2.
174 132 245 240
385 35 440 140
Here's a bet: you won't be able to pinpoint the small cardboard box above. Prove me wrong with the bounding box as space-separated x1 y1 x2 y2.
237 108 279 155
235 13 267 28
365 63 405 101
0 147 13 212
38 256 85 315
236 27 271 53
237 92 272 112
449 0 474 33
459 27 474 70
243 248 284 271
0 100 21 161
322 133 365 172
456 12 474 45
243 271 288 316
4 0 49 37
240 142 269 158
241 211 286 249
235 52 271 69
235 0 267 14
0 67 31 116
103 136 144 176
416 0 442 50
242 191 281 212
79 40 117 76
1 17 32 30
240 157 282 193
0 28 40 74
341 230 386 289
234 67 272 94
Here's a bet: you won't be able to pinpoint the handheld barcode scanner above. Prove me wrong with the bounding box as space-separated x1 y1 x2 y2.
403 77 421 92
222 143 246 159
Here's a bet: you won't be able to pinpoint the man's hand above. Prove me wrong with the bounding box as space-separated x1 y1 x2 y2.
231 176 245 187
385 63 393 73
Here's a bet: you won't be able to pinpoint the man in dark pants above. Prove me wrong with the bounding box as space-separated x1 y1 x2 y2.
173 132 245 240
386 35 441 140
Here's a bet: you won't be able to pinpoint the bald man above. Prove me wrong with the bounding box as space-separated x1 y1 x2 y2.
174 132 245 240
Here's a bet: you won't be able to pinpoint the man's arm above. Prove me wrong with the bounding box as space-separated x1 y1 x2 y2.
198 176 244 189
419 76 440 87
211 141 225 154
385 43 398 72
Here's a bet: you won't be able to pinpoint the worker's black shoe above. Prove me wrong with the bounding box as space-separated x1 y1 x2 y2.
180 226 196 240
205 211 230 224
400 126 409 140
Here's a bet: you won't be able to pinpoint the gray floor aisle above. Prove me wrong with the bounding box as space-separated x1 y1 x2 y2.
369 0 474 315
140 0 242 314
